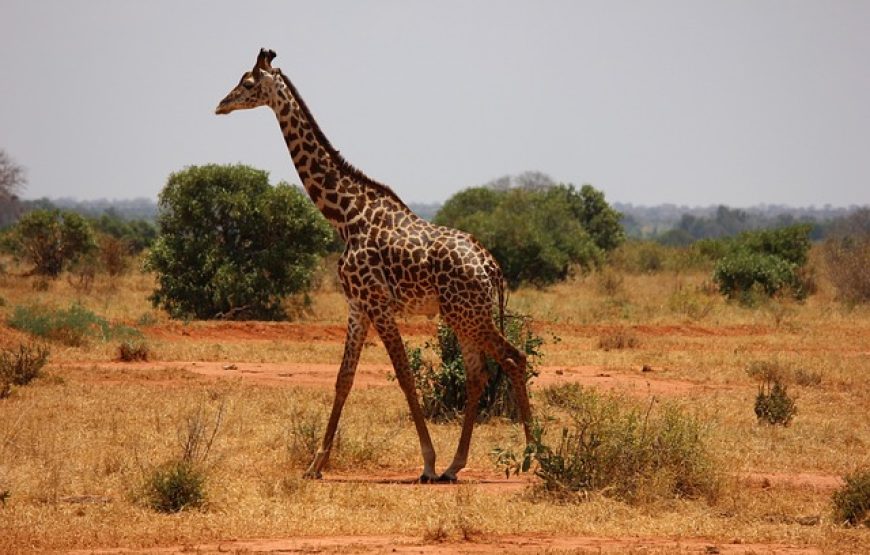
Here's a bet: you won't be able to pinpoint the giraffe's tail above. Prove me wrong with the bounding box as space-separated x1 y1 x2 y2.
496 271 507 336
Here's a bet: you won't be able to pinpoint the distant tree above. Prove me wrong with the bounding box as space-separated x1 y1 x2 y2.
822 208 870 304
0 150 26 199
0 150 26 228
5 209 96 276
435 184 622 287
145 164 332 320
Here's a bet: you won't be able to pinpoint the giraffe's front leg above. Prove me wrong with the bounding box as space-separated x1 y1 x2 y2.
304 304 370 479
367 304 439 482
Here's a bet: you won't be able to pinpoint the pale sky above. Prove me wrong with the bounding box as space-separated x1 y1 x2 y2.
1 1 868 207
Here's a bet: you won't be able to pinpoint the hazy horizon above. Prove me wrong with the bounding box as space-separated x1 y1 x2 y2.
2 1 868 207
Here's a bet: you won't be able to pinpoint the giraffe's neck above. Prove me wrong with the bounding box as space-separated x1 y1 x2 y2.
270 72 413 240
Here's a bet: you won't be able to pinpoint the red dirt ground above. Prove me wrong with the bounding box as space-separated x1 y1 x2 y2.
71 533 822 554
52 320 847 554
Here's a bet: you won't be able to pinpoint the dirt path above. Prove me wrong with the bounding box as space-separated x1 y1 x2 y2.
70 533 821 554
54 360 733 397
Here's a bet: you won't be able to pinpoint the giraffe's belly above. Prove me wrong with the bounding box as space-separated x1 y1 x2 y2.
395 293 440 318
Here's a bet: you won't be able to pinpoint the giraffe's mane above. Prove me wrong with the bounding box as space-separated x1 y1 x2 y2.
276 70 410 210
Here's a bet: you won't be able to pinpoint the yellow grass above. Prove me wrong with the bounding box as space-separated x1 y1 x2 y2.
0 251 868 552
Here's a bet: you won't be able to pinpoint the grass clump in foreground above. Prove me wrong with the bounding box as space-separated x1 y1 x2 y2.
141 402 225 513
8 303 140 347
832 468 870 527
494 384 721 504
0 343 50 399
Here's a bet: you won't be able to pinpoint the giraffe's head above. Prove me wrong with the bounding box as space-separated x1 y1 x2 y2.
215 48 281 115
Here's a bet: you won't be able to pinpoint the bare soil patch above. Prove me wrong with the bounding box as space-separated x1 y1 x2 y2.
69 533 822 554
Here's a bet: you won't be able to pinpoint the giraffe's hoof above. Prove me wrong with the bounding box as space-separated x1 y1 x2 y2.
418 473 439 484
436 473 458 484
302 470 322 480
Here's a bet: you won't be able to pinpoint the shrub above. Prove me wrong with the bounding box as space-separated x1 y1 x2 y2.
408 312 543 422
144 460 206 513
142 402 225 513
598 327 640 351
8 303 140 347
3 209 95 277
832 468 870 527
822 209 870 304
754 379 797 426
712 225 813 301
714 250 803 302
118 340 150 362
97 235 130 276
146 164 332 320
495 384 720 504
0 342 49 395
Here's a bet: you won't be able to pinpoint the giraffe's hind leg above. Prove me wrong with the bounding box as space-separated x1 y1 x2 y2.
439 342 488 482
480 326 533 443
304 304 370 479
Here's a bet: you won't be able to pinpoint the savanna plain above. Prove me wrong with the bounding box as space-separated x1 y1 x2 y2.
0 249 868 554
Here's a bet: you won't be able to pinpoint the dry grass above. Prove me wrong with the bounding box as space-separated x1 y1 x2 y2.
0 251 868 551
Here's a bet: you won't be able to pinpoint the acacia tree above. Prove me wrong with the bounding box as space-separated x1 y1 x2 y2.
146 164 332 320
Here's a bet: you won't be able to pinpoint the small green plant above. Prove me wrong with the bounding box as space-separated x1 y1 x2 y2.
832 468 870 527
754 379 797 426
144 460 206 513
408 312 543 422
0 343 50 399
495 384 721 504
8 303 140 347
142 402 225 513
598 327 640 351
118 340 150 362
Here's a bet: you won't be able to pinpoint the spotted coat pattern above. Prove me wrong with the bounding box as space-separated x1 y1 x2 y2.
216 49 532 482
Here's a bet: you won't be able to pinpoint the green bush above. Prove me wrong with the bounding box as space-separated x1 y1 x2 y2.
434 184 623 287
8 304 140 347
754 379 797 426
0 343 49 399
832 468 870 527
145 164 332 320
495 384 720 504
408 313 544 422
144 460 206 513
3 209 95 277
712 225 812 301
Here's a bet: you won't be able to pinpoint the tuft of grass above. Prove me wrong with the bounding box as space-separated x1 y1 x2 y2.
754 380 797 426
8 303 140 347
0 343 50 399
141 402 225 513
598 327 640 351
832 468 870 527
117 340 150 362
495 384 721 504
143 460 205 513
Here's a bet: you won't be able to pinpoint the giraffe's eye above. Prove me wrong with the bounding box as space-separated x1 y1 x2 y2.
242 80 254 89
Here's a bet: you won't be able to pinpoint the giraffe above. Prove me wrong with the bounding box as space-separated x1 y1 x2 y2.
216 48 532 482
